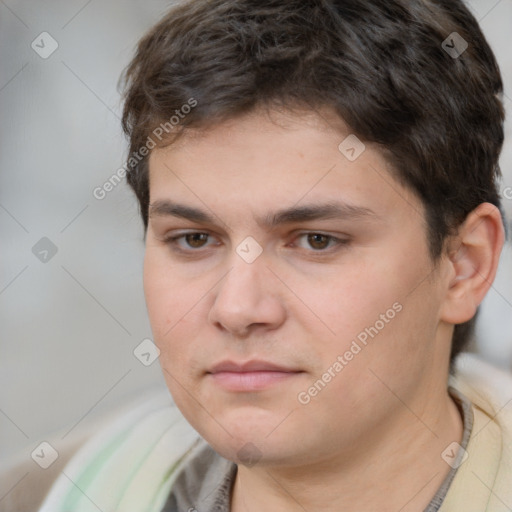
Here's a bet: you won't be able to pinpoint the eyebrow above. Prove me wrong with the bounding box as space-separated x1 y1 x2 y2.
148 199 378 229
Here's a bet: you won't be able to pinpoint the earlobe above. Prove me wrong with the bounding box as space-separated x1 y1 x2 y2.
440 203 504 324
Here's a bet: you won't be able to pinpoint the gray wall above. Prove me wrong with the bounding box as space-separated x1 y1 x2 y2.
1 0 511 464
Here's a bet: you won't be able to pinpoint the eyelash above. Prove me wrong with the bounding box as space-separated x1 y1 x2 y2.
163 231 349 255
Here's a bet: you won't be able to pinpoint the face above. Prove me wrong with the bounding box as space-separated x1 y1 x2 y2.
144 108 451 468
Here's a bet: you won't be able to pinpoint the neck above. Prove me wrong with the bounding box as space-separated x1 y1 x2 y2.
231 388 463 512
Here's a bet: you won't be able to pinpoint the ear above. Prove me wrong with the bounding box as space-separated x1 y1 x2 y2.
440 202 505 325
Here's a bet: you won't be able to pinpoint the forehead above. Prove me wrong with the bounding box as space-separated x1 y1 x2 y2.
146 109 424 229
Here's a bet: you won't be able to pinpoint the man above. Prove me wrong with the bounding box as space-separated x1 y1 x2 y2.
39 0 512 511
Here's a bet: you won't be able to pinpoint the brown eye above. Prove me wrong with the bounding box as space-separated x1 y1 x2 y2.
184 233 209 248
307 234 331 250
292 232 349 253
164 232 214 252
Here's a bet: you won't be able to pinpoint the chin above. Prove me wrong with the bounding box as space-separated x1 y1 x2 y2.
196 408 295 459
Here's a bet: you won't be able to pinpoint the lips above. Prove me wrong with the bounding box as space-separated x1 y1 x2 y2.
208 360 300 374
207 360 303 392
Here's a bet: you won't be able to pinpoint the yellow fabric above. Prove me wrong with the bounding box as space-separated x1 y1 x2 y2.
441 354 512 511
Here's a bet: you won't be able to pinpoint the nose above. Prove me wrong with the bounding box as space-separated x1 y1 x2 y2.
208 249 286 338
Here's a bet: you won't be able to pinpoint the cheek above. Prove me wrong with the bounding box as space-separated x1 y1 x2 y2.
143 247 196 318
143 251 193 352
143 253 171 335
301 264 400 344
143 249 221 391
305 248 435 368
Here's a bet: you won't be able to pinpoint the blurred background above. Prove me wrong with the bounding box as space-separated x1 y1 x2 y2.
1 0 511 468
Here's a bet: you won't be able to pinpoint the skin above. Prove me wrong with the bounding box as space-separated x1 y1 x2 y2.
143 107 504 511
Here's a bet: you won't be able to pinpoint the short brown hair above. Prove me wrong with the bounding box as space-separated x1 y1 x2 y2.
119 0 505 370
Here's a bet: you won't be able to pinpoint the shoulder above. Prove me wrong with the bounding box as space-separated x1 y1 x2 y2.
444 353 512 511
451 352 512 415
38 388 201 512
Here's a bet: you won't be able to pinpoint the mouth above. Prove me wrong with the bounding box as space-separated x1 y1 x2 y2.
206 360 304 392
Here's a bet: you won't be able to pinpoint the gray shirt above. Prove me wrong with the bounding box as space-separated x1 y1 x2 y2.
162 387 473 512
